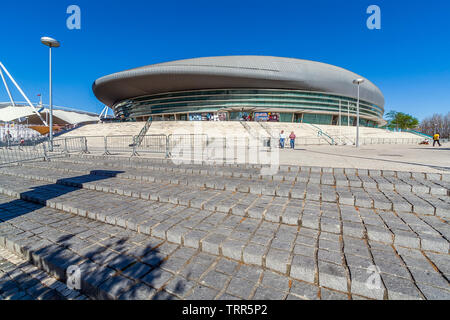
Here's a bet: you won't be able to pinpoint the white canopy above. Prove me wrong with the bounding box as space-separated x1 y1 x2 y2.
0 104 99 125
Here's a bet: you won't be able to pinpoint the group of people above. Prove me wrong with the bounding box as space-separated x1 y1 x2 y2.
279 130 296 149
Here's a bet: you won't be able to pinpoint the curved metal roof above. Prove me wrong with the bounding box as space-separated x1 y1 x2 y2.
92 56 385 109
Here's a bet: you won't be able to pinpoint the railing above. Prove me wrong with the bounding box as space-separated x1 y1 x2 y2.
257 121 276 139
0 141 49 166
167 134 208 158
52 136 88 154
134 134 167 155
104 135 135 154
133 117 153 148
10 132 427 166
405 130 433 140
173 136 273 164
358 137 423 145
307 123 336 145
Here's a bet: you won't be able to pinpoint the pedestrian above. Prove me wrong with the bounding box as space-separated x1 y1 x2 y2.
433 132 441 147
289 131 296 149
279 130 286 149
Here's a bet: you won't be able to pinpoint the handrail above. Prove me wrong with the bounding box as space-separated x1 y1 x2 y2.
239 120 260 139
257 121 276 139
133 117 153 148
307 123 335 145
405 130 433 139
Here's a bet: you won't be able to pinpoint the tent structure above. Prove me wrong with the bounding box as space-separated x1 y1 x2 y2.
0 103 99 125
0 60 99 133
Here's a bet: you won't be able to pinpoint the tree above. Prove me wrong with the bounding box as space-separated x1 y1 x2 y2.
419 112 450 139
385 111 419 130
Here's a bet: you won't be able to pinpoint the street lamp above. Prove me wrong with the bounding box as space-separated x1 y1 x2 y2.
41 36 60 151
352 78 365 147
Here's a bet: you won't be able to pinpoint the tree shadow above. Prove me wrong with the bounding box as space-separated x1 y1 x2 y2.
0 166 185 300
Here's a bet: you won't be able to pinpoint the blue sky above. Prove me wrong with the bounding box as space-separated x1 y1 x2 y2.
0 0 449 120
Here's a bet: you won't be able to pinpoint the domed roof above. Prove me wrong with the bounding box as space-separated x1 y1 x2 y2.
93 56 384 109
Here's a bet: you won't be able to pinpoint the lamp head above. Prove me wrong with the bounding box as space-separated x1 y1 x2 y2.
41 37 60 48
353 78 365 85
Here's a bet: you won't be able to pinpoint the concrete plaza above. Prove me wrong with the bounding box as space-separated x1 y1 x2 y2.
280 143 450 174
0 151 449 300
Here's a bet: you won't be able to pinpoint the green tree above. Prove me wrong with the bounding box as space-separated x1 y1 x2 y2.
385 111 419 130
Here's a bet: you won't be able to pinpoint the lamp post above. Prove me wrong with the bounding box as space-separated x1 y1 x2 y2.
41 36 60 151
352 78 365 147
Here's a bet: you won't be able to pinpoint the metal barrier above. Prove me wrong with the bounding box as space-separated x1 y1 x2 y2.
133 134 167 155
83 136 106 153
104 135 135 154
0 142 48 166
357 137 423 145
41 133 429 160
52 136 88 154
167 134 208 158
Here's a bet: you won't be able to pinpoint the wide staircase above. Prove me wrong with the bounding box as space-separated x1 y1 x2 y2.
307 125 426 146
57 121 428 147
0 155 448 300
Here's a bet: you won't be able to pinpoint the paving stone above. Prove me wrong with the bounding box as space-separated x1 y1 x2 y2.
252 285 286 300
289 280 318 300
265 248 291 274
349 266 385 300
261 270 290 292
318 261 348 292
416 282 450 300
142 269 173 290
186 284 219 300
242 243 266 266
290 255 316 283
226 277 256 299
320 288 349 300
221 239 245 261
99 275 134 300
420 235 449 253
200 270 230 290
381 273 423 300
201 234 227 255
119 283 156 300
215 258 239 275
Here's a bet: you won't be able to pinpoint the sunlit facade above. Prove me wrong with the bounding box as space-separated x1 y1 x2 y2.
93 56 385 127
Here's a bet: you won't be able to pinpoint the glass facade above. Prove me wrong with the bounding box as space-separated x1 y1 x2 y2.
113 88 383 127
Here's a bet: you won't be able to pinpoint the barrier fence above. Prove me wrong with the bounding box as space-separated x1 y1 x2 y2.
133 134 167 155
1 133 432 166
52 136 88 154
0 141 48 166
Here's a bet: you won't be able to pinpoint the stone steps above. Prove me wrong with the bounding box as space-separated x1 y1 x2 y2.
0 163 448 255
0 247 87 300
1 157 450 299
0 193 260 300
0 161 447 229
10 158 450 219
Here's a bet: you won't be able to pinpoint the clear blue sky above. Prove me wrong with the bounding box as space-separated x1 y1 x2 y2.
1 0 449 120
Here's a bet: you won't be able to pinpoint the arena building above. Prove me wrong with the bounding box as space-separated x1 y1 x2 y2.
92 56 385 127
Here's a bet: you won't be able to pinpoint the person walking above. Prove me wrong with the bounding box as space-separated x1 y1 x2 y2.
279 130 286 149
433 132 441 147
289 131 296 149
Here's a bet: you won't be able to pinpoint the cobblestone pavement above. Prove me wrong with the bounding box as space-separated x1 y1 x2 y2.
0 247 87 300
0 155 449 300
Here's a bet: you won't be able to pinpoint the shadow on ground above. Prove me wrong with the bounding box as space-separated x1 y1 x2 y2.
0 164 184 300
